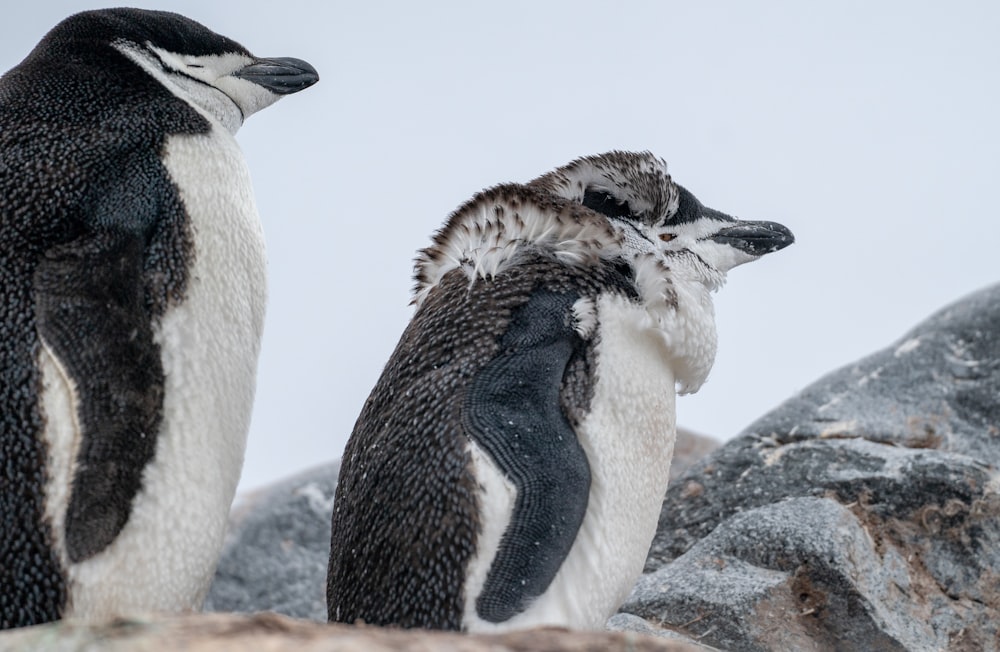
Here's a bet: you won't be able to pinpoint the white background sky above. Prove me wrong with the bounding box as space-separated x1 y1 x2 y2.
3 2 998 494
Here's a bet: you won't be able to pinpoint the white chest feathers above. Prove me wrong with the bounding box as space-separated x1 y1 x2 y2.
39 126 267 620
463 293 678 631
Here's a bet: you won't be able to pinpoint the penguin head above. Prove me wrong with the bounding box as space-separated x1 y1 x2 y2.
44 9 319 133
414 151 793 312
530 151 794 289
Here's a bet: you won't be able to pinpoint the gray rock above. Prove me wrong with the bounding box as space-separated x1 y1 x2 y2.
629 283 1000 651
669 428 719 481
204 462 340 620
745 280 1000 460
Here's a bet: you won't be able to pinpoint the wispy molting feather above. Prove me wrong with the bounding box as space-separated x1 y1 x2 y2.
413 184 621 307
570 297 597 339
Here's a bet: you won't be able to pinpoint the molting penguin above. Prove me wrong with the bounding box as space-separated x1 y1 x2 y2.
327 151 794 631
0 9 317 628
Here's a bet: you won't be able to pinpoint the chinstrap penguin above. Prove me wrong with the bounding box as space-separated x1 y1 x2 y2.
327 151 794 631
0 8 317 628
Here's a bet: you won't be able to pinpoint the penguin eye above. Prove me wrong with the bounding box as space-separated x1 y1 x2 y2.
582 189 633 219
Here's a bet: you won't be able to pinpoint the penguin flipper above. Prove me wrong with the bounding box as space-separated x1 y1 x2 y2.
34 230 164 563
463 288 591 623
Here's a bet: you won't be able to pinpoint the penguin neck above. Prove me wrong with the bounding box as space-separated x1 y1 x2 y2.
633 251 720 394
413 184 621 307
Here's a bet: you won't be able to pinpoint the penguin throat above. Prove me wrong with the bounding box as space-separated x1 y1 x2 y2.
630 252 719 394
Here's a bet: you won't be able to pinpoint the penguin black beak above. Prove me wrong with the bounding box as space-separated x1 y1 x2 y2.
233 57 319 94
710 221 795 257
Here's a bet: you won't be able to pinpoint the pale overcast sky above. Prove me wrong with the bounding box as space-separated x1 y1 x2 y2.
3 2 998 493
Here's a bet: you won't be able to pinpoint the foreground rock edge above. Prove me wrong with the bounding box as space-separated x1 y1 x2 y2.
0 611 707 652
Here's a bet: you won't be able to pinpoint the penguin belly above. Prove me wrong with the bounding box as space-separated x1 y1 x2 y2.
463 293 676 631
39 127 266 619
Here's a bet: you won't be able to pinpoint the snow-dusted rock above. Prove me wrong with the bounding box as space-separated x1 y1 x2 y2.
627 283 1000 650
